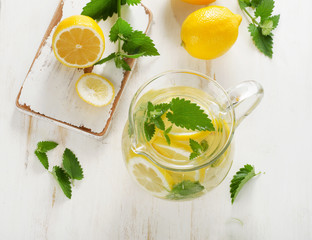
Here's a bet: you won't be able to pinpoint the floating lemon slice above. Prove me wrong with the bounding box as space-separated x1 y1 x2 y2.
76 73 114 107
128 156 173 197
52 15 105 68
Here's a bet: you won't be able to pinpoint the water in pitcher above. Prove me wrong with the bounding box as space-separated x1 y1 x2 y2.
122 86 234 200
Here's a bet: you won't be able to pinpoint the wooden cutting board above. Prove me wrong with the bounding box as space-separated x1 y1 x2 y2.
16 0 152 138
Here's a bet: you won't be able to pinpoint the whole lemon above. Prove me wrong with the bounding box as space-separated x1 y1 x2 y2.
181 0 216 5
181 6 242 60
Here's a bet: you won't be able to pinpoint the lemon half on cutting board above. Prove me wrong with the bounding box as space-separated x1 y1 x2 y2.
52 15 105 68
76 73 115 107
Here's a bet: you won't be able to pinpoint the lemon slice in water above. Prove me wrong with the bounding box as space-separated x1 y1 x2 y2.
128 156 173 197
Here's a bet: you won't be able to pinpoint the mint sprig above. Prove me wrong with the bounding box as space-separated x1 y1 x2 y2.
238 0 280 58
230 164 261 204
167 180 205 200
34 141 84 199
83 0 159 71
144 98 215 143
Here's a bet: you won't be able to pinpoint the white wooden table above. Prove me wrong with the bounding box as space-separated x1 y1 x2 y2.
1 0 312 239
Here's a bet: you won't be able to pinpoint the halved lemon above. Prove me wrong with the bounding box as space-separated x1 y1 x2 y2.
127 156 173 197
52 15 105 68
76 73 114 107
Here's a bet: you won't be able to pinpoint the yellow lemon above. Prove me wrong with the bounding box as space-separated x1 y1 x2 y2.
52 15 105 68
76 73 114 107
181 6 242 59
181 0 216 5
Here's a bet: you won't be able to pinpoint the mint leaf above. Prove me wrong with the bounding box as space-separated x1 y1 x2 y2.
109 18 133 42
166 98 215 131
260 19 273 36
126 0 141 5
238 0 251 9
267 14 280 29
95 53 116 65
122 30 159 56
200 140 209 152
153 117 165 131
255 0 274 19
36 141 58 153
114 56 131 71
248 23 273 58
122 52 145 59
230 164 260 204
189 139 208 160
251 0 261 7
35 150 49 170
190 139 202 154
144 122 155 141
82 0 126 21
167 180 204 200
52 166 72 199
164 125 172 145
62 149 84 180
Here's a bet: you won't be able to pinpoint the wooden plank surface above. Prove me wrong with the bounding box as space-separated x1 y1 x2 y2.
1 0 312 239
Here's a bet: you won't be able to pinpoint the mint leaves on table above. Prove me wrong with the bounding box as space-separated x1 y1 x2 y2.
167 180 205 200
34 142 84 199
189 139 209 160
82 0 159 71
144 98 215 144
238 0 280 58
52 166 72 199
34 141 58 170
230 164 261 204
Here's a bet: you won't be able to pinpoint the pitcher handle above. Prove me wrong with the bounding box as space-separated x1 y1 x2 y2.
227 80 264 127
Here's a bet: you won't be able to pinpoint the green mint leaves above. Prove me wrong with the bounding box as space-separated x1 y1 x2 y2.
34 141 58 169
144 98 215 143
82 1 159 71
62 149 84 180
34 141 84 199
167 180 205 200
81 0 140 21
167 98 214 131
189 139 208 160
238 0 280 58
230 164 261 204
52 166 72 199
96 18 159 71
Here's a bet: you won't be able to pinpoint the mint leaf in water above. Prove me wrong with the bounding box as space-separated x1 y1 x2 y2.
144 122 156 141
167 180 205 200
230 164 261 204
166 98 214 131
52 166 72 199
189 139 209 160
62 149 84 180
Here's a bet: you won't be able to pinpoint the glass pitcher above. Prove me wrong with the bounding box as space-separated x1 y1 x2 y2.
122 70 263 200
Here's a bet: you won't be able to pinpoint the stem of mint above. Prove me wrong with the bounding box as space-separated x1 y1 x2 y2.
117 0 122 53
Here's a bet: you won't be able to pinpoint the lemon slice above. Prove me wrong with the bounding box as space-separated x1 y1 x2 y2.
76 73 114 107
128 156 173 197
52 15 105 68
